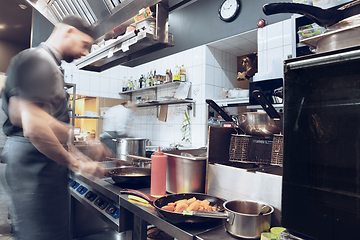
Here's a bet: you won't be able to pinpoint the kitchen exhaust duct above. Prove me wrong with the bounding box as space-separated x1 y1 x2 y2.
24 0 197 71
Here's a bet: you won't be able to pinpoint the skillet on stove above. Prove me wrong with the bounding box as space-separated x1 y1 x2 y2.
120 189 226 225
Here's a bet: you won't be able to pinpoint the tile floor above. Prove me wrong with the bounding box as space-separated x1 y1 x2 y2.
0 164 14 240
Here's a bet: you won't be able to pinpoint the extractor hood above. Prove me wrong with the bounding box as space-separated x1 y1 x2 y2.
24 0 197 71
25 0 197 40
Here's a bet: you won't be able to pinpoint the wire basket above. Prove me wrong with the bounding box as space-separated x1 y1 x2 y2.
271 134 283 167
229 134 251 162
248 138 273 165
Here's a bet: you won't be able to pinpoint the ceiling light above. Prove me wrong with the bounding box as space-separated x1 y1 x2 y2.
19 4 28 9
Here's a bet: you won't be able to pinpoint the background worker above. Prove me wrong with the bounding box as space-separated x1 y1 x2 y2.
100 101 137 156
1 15 111 240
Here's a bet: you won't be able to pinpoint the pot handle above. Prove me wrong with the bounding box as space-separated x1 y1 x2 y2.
263 3 335 27
182 210 228 219
120 189 157 204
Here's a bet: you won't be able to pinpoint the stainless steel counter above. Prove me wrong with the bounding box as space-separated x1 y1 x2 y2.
69 171 247 240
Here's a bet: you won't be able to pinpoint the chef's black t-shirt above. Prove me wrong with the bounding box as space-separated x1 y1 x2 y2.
2 42 70 137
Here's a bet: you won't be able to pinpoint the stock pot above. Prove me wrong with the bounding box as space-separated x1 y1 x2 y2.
116 138 148 165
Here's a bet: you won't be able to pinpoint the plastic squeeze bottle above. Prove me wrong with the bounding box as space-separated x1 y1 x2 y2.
150 147 167 197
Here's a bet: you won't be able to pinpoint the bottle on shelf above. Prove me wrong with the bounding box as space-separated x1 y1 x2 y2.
168 69 173 82
139 74 145 89
129 76 133 90
146 72 151 87
122 76 127 92
173 65 181 81
180 65 186 82
165 69 169 83
150 70 154 86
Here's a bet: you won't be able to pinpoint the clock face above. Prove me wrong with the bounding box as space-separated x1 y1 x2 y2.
219 0 240 22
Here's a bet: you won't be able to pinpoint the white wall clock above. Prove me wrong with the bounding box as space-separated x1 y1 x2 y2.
218 0 241 22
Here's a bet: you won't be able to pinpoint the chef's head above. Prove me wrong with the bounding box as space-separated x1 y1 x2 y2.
47 15 95 63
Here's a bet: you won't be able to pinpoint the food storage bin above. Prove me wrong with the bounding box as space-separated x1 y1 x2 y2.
164 149 207 194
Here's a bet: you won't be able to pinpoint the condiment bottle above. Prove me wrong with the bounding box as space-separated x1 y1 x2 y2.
150 147 167 197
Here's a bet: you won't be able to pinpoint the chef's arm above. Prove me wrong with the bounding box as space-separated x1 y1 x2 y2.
8 96 105 176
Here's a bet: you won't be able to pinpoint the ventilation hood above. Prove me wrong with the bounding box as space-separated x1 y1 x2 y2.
25 0 198 72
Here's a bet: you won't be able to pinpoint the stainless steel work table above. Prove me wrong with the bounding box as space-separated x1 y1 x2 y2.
70 172 241 240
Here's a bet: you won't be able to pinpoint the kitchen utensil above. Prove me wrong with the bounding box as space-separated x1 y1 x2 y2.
120 189 226 224
206 99 283 138
252 90 283 134
116 138 147 162
105 157 137 167
229 134 251 162
108 167 151 187
271 134 283 167
263 1 360 28
183 200 273 239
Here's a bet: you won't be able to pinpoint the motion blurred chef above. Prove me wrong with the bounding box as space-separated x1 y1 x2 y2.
1 15 111 240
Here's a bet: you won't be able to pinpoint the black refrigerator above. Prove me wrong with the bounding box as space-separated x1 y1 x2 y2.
283 46 360 240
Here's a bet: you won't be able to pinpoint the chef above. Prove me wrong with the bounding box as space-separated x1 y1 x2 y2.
1 15 111 240
100 101 136 155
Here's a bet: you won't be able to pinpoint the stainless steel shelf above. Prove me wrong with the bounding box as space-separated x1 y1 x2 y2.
214 98 249 107
74 116 103 119
136 99 194 107
119 82 181 94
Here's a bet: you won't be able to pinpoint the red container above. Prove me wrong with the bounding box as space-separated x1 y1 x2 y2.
150 147 167 197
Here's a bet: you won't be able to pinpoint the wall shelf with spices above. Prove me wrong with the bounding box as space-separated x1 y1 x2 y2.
119 81 195 116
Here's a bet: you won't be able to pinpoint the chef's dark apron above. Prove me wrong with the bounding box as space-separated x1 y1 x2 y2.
3 136 70 240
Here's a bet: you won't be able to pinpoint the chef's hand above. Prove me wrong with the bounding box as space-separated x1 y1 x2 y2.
68 144 106 178
86 140 114 161
80 161 106 178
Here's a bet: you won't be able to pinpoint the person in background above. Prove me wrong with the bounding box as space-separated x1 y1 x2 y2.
1 15 111 240
100 101 137 156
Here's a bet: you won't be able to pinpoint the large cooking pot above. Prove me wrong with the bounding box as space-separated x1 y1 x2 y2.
116 138 147 165
263 1 360 53
120 189 226 225
185 200 274 239
206 99 282 138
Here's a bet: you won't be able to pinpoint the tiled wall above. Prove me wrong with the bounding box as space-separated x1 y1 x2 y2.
253 19 292 81
63 19 290 148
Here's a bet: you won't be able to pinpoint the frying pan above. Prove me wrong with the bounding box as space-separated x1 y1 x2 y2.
120 189 226 224
263 1 360 27
108 167 151 187
206 99 282 138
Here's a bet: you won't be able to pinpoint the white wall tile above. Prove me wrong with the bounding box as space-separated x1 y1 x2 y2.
257 50 268 74
192 46 205 67
206 46 216 67
205 65 215 86
282 19 292 46
267 47 284 79
100 77 110 94
267 21 283 50
257 27 267 52
214 48 223 69
183 49 193 68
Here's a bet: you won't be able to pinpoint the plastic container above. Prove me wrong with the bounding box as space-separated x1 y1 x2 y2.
150 147 167 197
293 0 313 5
297 24 325 41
